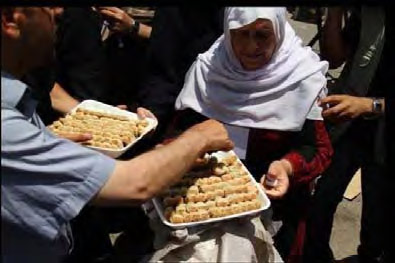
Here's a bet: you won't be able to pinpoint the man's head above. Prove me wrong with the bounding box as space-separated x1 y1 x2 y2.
1 7 63 77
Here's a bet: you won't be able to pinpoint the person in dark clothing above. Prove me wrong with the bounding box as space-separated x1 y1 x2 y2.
55 8 110 103
97 7 153 110
303 7 388 263
138 7 225 144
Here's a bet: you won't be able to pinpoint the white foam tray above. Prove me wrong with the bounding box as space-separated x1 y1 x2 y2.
152 150 271 229
70 100 158 158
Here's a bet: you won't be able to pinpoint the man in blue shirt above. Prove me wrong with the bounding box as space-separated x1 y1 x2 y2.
1 7 234 263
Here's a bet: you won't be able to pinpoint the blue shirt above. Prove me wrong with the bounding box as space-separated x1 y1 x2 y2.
1 71 116 263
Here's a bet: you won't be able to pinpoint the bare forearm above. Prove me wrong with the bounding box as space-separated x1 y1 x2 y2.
50 83 79 114
138 23 151 39
320 7 348 68
93 131 207 206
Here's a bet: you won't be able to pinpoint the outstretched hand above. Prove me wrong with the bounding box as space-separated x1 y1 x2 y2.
260 160 291 199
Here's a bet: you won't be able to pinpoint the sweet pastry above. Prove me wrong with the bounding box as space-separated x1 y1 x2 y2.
48 107 150 150
170 213 184 223
162 153 263 224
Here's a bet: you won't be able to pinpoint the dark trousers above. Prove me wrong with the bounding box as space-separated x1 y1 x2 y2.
303 120 385 263
64 206 153 263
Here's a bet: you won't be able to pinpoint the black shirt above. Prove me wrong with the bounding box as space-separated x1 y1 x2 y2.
138 7 224 141
55 8 109 102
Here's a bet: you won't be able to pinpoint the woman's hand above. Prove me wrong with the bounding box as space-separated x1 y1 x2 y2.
260 159 292 199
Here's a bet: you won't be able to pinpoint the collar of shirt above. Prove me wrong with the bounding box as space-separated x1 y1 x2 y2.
2 71 38 118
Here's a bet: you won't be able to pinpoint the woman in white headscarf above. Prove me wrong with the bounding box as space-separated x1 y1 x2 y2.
171 7 333 259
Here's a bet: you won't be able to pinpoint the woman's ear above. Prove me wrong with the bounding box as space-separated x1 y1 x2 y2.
2 9 21 40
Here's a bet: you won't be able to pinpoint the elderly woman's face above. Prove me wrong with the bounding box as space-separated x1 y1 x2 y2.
230 19 276 71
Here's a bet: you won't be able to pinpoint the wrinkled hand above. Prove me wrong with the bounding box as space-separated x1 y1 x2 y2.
319 95 372 122
57 131 92 143
186 119 234 153
260 160 291 199
97 7 134 34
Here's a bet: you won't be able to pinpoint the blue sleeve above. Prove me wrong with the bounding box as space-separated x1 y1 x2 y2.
1 106 116 241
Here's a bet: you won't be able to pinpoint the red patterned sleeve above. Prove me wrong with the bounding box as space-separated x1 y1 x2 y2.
282 120 333 185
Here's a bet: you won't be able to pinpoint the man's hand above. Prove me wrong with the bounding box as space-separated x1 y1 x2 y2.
184 119 234 154
56 131 92 143
319 95 373 122
116 104 128 110
137 107 157 120
260 160 291 199
97 7 134 34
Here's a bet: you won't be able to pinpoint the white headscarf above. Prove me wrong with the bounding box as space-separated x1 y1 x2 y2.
175 7 328 131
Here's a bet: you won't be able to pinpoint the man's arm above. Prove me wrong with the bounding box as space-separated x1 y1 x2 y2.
97 7 152 39
319 95 385 122
50 82 80 115
92 119 234 206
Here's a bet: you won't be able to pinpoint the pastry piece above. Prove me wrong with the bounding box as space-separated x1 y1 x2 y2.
137 126 146 135
185 193 207 203
221 173 234 181
186 202 198 212
224 185 236 195
209 207 224 218
223 206 233 216
197 209 210 221
206 200 216 209
234 184 248 194
214 189 225 198
215 196 230 207
214 182 229 190
251 199 262 209
244 191 258 201
238 175 251 184
195 201 209 211
170 213 184 223
138 119 149 127
212 163 229 176
199 184 216 193
205 191 216 201
186 185 199 195
246 183 259 194
189 211 201 222
228 194 243 204
231 203 243 214
164 207 174 220
245 200 260 210
182 212 193 223
228 178 244 186
175 203 187 214
195 177 210 186
222 155 237 166
207 176 222 185
239 202 250 212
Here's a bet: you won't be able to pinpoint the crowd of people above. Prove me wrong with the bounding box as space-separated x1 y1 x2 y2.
1 6 392 263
